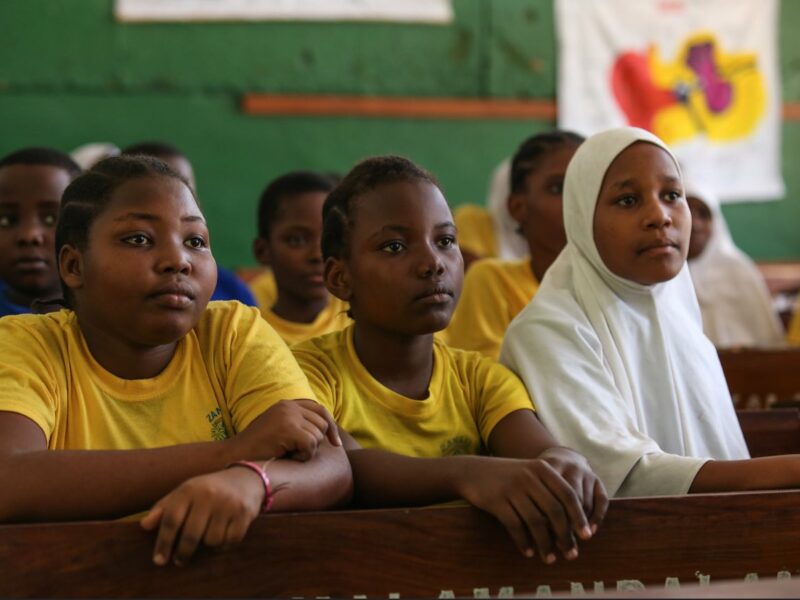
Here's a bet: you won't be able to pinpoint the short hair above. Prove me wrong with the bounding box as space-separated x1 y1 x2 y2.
121 141 185 160
257 171 336 239
0 147 82 179
55 155 195 307
510 130 585 194
321 155 439 260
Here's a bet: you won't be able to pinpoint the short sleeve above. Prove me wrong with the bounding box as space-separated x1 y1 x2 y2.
210 303 316 432
467 353 536 443
0 316 62 441
291 343 340 419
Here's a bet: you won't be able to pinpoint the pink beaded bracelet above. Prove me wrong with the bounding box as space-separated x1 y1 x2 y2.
227 460 273 513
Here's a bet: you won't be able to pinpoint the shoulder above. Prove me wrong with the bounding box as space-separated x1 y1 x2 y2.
0 310 75 342
0 311 78 375
293 328 349 371
435 338 519 383
193 300 275 349
503 286 603 365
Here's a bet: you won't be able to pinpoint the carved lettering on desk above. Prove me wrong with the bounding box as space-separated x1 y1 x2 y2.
298 571 798 598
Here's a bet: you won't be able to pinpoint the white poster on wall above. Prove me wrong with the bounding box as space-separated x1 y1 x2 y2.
555 0 783 202
115 0 453 24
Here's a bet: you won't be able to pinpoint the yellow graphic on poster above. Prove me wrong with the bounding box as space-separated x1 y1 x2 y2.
611 33 766 144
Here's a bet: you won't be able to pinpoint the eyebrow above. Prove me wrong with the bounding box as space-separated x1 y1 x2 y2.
612 179 636 190
113 212 206 224
612 175 682 190
367 221 455 239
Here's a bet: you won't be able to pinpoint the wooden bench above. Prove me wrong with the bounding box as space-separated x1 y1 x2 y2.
3 490 800 598
738 409 800 457
718 347 800 408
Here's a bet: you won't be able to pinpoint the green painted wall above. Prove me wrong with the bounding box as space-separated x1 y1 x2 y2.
1 0 799 266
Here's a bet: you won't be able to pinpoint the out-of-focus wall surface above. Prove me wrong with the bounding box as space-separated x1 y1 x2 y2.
1 0 799 265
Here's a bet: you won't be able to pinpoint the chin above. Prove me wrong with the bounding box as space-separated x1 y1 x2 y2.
144 318 199 346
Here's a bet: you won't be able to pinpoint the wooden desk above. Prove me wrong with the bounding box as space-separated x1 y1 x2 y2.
3 490 800 598
719 347 800 407
738 409 800 456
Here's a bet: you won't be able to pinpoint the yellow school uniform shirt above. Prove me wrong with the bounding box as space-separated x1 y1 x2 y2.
446 257 539 360
249 270 277 310
292 326 535 457
787 298 800 345
0 301 314 450
453 204 497 259
262 297 351 346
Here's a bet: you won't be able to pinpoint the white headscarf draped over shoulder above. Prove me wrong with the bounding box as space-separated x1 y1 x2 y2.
500 127 749 498
686 181 783 348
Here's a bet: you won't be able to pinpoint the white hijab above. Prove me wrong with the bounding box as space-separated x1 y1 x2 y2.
686 182 783 348
487 159 529 260
500 127 749 498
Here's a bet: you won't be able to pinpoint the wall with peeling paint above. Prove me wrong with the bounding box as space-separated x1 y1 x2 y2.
1 0 799 265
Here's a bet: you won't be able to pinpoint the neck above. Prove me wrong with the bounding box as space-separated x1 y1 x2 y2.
77 313 178 379
4 286 34 308
352 322 435 400
271 292 329 324
528 241 561 282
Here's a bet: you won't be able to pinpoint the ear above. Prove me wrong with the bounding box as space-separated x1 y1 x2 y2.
507 192 527 226
324 256 352 302
253 237 271 267
59 244 84 292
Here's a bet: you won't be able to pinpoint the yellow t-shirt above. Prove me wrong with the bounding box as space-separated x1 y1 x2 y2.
453 204 497 259
262 297 351 346
292 326 535 457
447 258 539 360
250 270 350 345
0 301 314 450
787 298 800 345
249 270 277 311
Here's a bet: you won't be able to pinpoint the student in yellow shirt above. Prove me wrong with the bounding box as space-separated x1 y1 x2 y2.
0 156 350 566
293 155 607 564
251 171 350 344
447 131 584 359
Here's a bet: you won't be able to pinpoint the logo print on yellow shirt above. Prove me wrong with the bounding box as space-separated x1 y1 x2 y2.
206 406 229 441
440 435 474 456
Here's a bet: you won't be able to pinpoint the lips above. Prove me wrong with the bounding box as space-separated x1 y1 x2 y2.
637 239 680 255
414 285 455 303
149 281 196 309
12 256 50 271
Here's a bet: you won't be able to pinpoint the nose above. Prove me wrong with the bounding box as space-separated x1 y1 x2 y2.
308 240 323 264
156 240 192 275
416 243 446 278
16 215 46 247
643 195 672 230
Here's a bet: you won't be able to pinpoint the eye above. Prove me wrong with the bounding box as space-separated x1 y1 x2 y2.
547 182 564 195
285 233 307 248
615 195 637 208
380 241 405 254
185 236 208 249
123 233 151 247
0 215 14 228
437 235 457 249
664 190 683 203
41 213 57 227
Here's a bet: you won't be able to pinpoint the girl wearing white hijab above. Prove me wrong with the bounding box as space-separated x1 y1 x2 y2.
501 127 800 498
685 182 783 348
